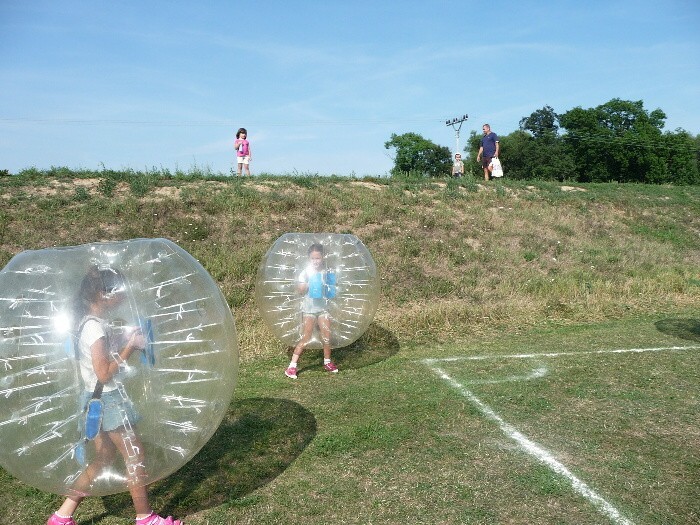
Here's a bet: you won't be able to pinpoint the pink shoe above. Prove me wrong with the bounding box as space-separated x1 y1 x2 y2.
136 513 183 525
285 366 298 379
323 362 338 373
47 515 76 525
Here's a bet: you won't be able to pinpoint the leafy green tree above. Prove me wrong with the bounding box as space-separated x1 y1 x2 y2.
384 132 452 178
511 106 576 181
497 130 535 180
559 98 670 183
662 129 700 185
492 130 576 182
519 105 560 139
464 131 483 178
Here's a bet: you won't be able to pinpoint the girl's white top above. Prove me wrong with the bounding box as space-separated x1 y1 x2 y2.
298 266 327 314
78 317 118 393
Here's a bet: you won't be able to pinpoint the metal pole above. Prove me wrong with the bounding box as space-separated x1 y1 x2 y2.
446 114 469 156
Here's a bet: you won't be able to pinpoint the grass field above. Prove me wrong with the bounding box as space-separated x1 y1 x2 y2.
4 315 698 524
1 171 699 524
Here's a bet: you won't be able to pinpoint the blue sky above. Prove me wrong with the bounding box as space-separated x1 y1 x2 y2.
1 0 699 176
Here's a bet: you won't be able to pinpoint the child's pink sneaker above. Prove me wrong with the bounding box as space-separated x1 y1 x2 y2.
285 366 298 379
136 513 183 525
323 362 338 373
47 514 76 525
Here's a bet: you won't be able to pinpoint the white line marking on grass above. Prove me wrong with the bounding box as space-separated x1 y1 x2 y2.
466 365 548 385
423 344 700 364
427 364 636 525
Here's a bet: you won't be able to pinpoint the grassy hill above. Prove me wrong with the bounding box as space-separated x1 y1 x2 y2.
1 170 699 524
2 170 698 358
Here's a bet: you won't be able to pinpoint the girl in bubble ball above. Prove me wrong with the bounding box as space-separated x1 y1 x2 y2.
285 243 338 379
48 266 183 525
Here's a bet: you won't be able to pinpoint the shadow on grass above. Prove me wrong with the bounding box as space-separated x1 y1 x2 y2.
289 323 400 375
101 397 316 520
654 318 700 343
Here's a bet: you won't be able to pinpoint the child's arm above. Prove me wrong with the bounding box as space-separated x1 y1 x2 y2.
297 270 309 294
91 330 143 383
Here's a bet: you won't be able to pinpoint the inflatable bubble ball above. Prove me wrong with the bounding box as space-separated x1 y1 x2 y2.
0 238 238 497
255 233 379 349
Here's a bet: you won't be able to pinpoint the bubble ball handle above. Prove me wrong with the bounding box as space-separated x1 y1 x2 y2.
308 272 324 299
324 270 337 299
138 317 155 367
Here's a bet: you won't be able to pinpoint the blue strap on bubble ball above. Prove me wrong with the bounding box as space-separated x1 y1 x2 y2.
309 270 336 299
84 381 104 441
75 442 86 467
84 398 103 440
324 270 336 299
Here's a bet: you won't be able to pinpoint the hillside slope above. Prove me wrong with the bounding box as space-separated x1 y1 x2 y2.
1 173 699 360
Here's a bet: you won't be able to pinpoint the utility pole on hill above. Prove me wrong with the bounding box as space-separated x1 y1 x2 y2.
446 114 469 156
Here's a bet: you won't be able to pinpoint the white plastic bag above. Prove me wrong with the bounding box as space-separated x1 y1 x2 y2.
490 157 504 178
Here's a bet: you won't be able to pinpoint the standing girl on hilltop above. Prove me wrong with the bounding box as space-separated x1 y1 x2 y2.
234 127 252 176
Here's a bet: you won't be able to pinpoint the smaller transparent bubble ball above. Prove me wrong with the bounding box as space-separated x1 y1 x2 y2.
255 233 379 348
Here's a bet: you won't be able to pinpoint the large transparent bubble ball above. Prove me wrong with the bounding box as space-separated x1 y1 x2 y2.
256 233 379 349
0 238 238 496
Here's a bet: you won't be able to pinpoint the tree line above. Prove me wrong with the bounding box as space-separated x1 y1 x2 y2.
385 98 700 184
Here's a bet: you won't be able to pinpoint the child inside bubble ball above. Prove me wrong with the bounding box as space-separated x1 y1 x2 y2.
48 266 183 525
285 243 338 379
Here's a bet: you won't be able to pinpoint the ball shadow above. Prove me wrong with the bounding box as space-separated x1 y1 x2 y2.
654 318 700 343
102 397 317 519
289 323 400 375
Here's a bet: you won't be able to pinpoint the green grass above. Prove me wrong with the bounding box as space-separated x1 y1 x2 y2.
6 316 697 524
1 170 699 524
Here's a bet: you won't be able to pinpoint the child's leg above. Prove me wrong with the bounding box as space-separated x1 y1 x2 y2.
318 315 338 372
244 161 251 176
55 433 118 516
109 429 151 517
55 498 81 520
291 315 316 366
237 162 243 176
318 315 332 360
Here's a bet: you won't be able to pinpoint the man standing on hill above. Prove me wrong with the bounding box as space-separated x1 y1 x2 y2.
476 123 499 181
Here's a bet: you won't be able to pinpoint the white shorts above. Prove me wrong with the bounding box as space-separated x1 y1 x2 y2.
237 156 250 165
